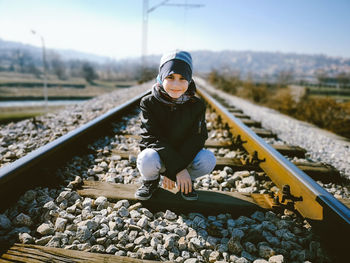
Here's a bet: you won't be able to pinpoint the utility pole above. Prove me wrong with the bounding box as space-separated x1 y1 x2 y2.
142 0 204 68
31 30 48 111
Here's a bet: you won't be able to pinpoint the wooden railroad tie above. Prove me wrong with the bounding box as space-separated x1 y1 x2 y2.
77 181 269 216
117 136 305 157
112 138 338 182
0 243 158 263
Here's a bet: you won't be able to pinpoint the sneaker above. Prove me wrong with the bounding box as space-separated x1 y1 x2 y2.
180 182 198 201
135 177 160 200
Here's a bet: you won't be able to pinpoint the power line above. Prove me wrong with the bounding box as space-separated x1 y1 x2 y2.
142 0 204 67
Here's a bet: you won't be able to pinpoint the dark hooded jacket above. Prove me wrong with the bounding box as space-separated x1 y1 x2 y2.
139 81 208 181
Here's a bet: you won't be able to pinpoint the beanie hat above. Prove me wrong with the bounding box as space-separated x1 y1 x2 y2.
157 50 193 84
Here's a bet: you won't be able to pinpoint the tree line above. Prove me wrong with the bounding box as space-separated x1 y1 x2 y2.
0 49 158 84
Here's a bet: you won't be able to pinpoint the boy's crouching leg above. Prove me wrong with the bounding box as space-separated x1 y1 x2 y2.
181 149 216 201
187 149 216 180
135 149 162 200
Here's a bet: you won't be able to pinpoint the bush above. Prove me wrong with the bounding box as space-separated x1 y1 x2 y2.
208 70 350 139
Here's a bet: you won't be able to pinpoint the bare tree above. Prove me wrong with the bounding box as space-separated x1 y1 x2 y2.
50 53 67 80
81 62 98 83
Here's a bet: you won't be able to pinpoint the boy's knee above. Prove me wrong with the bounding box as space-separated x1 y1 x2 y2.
137 149 162 177
205 150 216 172
192 149 216 173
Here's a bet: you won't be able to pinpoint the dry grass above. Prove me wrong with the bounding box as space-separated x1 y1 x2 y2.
208 72 350 139
0 106 64 124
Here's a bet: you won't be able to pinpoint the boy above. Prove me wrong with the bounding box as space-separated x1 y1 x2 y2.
135 50 216 201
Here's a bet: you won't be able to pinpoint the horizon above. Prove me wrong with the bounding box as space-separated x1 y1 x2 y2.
2 37 349 63
1 0 349 60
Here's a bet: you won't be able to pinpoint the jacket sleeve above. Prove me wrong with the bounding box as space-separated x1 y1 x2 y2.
139 99 188 181
178 102 208 166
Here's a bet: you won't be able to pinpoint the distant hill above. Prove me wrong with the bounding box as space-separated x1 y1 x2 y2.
0 38 112 65
1 38 350 81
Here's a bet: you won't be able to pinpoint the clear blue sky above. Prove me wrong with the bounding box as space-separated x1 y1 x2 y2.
0 0 349 59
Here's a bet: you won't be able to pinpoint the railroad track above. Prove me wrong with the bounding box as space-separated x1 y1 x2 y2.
0 82 349 262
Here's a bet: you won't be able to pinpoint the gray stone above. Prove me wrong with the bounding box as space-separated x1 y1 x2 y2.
164 235 175 250
175 256 185 263
99 224 109 237
91 244 105 253
206 236 218 249
22 190 37 203
262 221 277 232
182 250 191 260
94 196 108 210
14 213 32 226
242 250 256 262
244 241 257 254
242 175 256 186
140 247 157 260
82 198 93 208
0 214 11 229
175 228 187 237
140 208 153 218
276 219 292 229
137 216 148 228
66 204 76 214
236 257 249 263
184 259 198 263
56 191 71 203
128 202 142 211
114 199 130 210
259 245 275 259
18 232 34 244
268 254 284 263
253 260 269 263
164 210 177 220
129 210 141 219
209 251 220 262
228 238 243 254
37 223 54 235
46 236 61 248
192 216 206 229
95 237 106 244
76 226 92 242
230 228 244 240
150 236 161 248
117 206 129 217
227 219 235 227
128 230 138 242
251 211 265 222
178 236 187 250
217 244 228 253
282 231 296 242
81 209 93 220
55 218 67 232
265 235 280 247
188 237 205 251
35 235 53 245
134 235 148 245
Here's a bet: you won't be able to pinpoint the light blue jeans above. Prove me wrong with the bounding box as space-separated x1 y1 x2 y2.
137 148 216 181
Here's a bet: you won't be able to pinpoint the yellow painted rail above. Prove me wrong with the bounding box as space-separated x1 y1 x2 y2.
197 86 350 224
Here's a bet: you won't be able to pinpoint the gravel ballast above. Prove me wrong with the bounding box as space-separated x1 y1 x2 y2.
195 77 350 181
0 83 150 168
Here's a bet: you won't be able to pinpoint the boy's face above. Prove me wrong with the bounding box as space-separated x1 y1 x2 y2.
163 73 189 99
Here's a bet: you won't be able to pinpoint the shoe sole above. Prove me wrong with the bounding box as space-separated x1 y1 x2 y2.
180 193 198 201
182 197 198 201
134 193 152 201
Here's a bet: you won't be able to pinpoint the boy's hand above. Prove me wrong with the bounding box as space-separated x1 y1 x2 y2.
163 176 176 190
176 169 192 194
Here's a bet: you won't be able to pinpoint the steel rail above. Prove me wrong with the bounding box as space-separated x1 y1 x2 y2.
0 90 150 210
197 86 350 226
